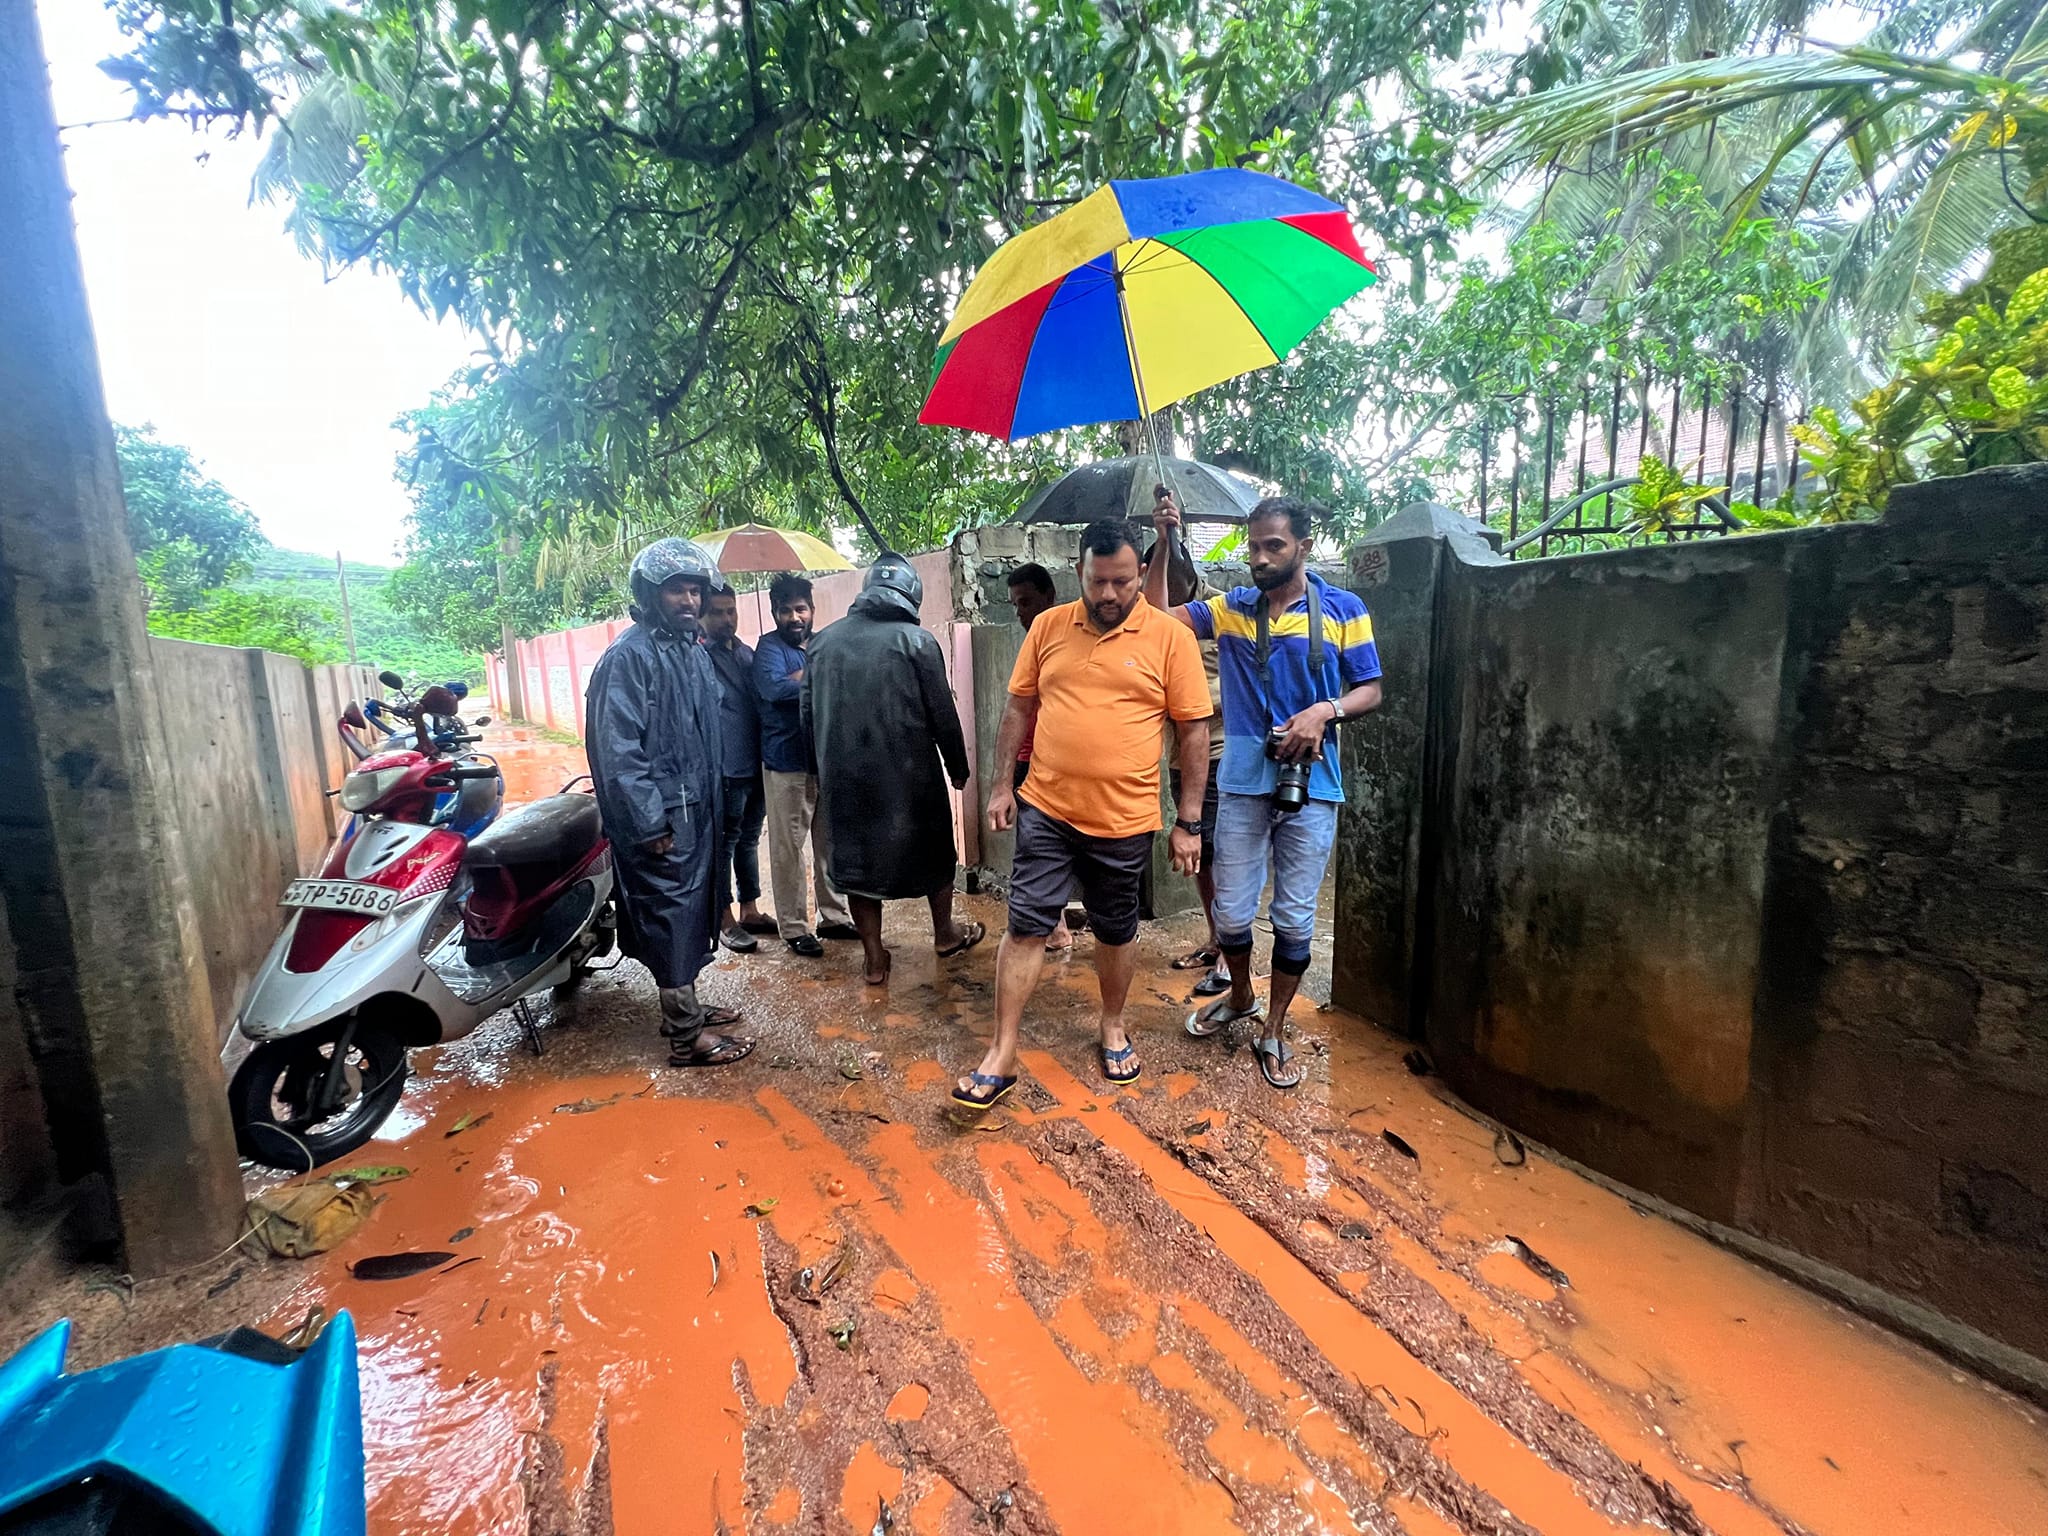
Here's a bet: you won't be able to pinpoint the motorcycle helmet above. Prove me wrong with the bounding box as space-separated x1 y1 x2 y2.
861 552 922 618
629 536 728 633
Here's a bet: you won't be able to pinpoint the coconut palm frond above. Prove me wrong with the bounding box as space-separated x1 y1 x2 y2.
1857 148 2019 339
1478 48 2026 179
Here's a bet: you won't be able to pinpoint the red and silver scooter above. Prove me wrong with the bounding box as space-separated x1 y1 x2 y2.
227 685 617 1170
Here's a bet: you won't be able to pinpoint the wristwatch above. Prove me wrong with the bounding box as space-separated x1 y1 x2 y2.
1327 698 1347 724
1174 817 1206 837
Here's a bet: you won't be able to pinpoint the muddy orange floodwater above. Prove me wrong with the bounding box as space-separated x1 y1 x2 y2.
262 1005 2048 1536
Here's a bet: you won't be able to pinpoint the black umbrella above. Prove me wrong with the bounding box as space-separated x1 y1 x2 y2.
1013 456 1262 526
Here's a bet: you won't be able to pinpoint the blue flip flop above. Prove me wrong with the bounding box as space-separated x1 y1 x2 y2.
950 1071 1018 1111
1101 1043 1142 1085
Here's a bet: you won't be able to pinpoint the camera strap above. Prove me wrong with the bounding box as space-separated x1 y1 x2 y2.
1254 580 1325 717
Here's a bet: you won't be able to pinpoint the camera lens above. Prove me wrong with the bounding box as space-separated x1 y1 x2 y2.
1265 728 1311 814
1272 760 1311 813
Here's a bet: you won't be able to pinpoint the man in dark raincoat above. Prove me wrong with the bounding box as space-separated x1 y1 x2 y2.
583 537 753 1066
804 555 985 985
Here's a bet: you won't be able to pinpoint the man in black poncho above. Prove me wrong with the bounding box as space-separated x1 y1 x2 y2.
583 537 753 1066
804 555 986 986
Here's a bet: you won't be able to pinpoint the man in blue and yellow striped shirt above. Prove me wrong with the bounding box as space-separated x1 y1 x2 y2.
1147 492 1383 1088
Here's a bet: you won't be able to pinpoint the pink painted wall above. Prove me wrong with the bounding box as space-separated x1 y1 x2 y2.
487 550 977 866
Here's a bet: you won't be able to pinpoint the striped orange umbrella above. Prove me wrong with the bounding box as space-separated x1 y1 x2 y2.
696 522 853 573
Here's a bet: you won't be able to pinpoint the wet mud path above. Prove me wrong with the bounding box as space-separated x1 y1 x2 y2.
9 729 2045 1534
263 903 2048 1536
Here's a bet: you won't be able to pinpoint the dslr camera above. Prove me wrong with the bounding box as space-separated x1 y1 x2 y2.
1265 727 1313 814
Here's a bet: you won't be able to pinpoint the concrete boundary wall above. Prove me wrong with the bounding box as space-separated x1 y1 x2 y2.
1334 465 2048 1371
149 638 381 1043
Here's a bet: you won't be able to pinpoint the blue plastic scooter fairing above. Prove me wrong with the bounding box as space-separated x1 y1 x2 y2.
0 1313 364 1536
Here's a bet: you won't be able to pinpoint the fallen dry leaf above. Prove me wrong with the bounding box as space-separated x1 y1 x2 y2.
350 1250 458 1281
1506 1235 1570 1289
326 1165 409 1186
554 1093 624 1115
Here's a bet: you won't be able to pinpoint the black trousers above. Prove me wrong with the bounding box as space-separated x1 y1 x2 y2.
715 772 766 911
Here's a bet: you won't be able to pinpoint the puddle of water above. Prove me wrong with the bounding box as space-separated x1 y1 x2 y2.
489 735 590 808
267 1074 848 1534
839 1441 903 1532
1319 1020 2048 1535
885 1381 930 1421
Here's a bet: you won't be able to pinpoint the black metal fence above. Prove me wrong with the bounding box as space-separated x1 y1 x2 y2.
1453 375 1808 559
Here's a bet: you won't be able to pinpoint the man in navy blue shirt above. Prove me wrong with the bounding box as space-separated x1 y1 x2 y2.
752 573 855 956
1146 492 1382 1088
701 586 773 953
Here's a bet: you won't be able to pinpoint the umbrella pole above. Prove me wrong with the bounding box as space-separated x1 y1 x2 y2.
1114 275 1192 572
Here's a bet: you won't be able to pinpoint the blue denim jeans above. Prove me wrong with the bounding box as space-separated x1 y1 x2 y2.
716 773 767 910
1212 793 1338 975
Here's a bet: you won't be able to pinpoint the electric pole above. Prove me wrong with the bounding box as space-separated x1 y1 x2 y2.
496 533 526 720
335 551 358 663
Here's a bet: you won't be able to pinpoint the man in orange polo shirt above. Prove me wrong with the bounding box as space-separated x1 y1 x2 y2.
953 519 1212 1110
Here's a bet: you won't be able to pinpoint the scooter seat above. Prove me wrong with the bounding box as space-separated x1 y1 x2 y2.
465 793 601 870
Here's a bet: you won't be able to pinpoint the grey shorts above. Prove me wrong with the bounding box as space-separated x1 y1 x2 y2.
1008 801 1152 946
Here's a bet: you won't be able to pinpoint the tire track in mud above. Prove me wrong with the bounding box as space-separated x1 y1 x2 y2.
968 1131 1418 1534
754 1090 1247 1533
735 1049 1704 1534
521 1360 614 1536
1016 1115 1534 1536
1115 1091 1712 1533
1202 1088 1814 1536
746 1218 1056 1533
761 1080 1523 1535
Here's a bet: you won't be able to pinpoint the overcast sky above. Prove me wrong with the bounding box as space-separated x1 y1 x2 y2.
36 2 477 565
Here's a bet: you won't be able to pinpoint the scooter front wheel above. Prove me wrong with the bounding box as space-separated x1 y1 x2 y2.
228 1016 409 1172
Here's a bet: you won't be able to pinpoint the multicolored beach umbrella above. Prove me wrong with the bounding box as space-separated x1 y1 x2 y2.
919 169 1378 442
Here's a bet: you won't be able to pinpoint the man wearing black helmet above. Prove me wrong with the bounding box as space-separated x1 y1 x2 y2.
805 554 986 986
584 537 753 1067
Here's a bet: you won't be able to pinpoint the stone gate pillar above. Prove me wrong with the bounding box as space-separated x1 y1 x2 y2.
1332 503 1501 1036
0 1 245 1271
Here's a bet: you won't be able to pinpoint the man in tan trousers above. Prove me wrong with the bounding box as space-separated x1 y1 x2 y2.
751 573 855 956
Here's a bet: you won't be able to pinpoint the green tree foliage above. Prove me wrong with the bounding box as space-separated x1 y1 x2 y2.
385 411 593 653
1794 252 2048 516
1480 2 2048 384
115 422 266 608
1262 166 1828 532
147 586 335 663
113 420 483 675
146 548 486 679
245 550 486 684
110 0 1485 556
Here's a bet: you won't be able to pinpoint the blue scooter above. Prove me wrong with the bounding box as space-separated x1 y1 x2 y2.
0 1313 364 1535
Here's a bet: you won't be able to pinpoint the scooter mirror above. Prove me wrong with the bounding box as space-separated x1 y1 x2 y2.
341 702 369 729
474 716 492 727
378 670 404 690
